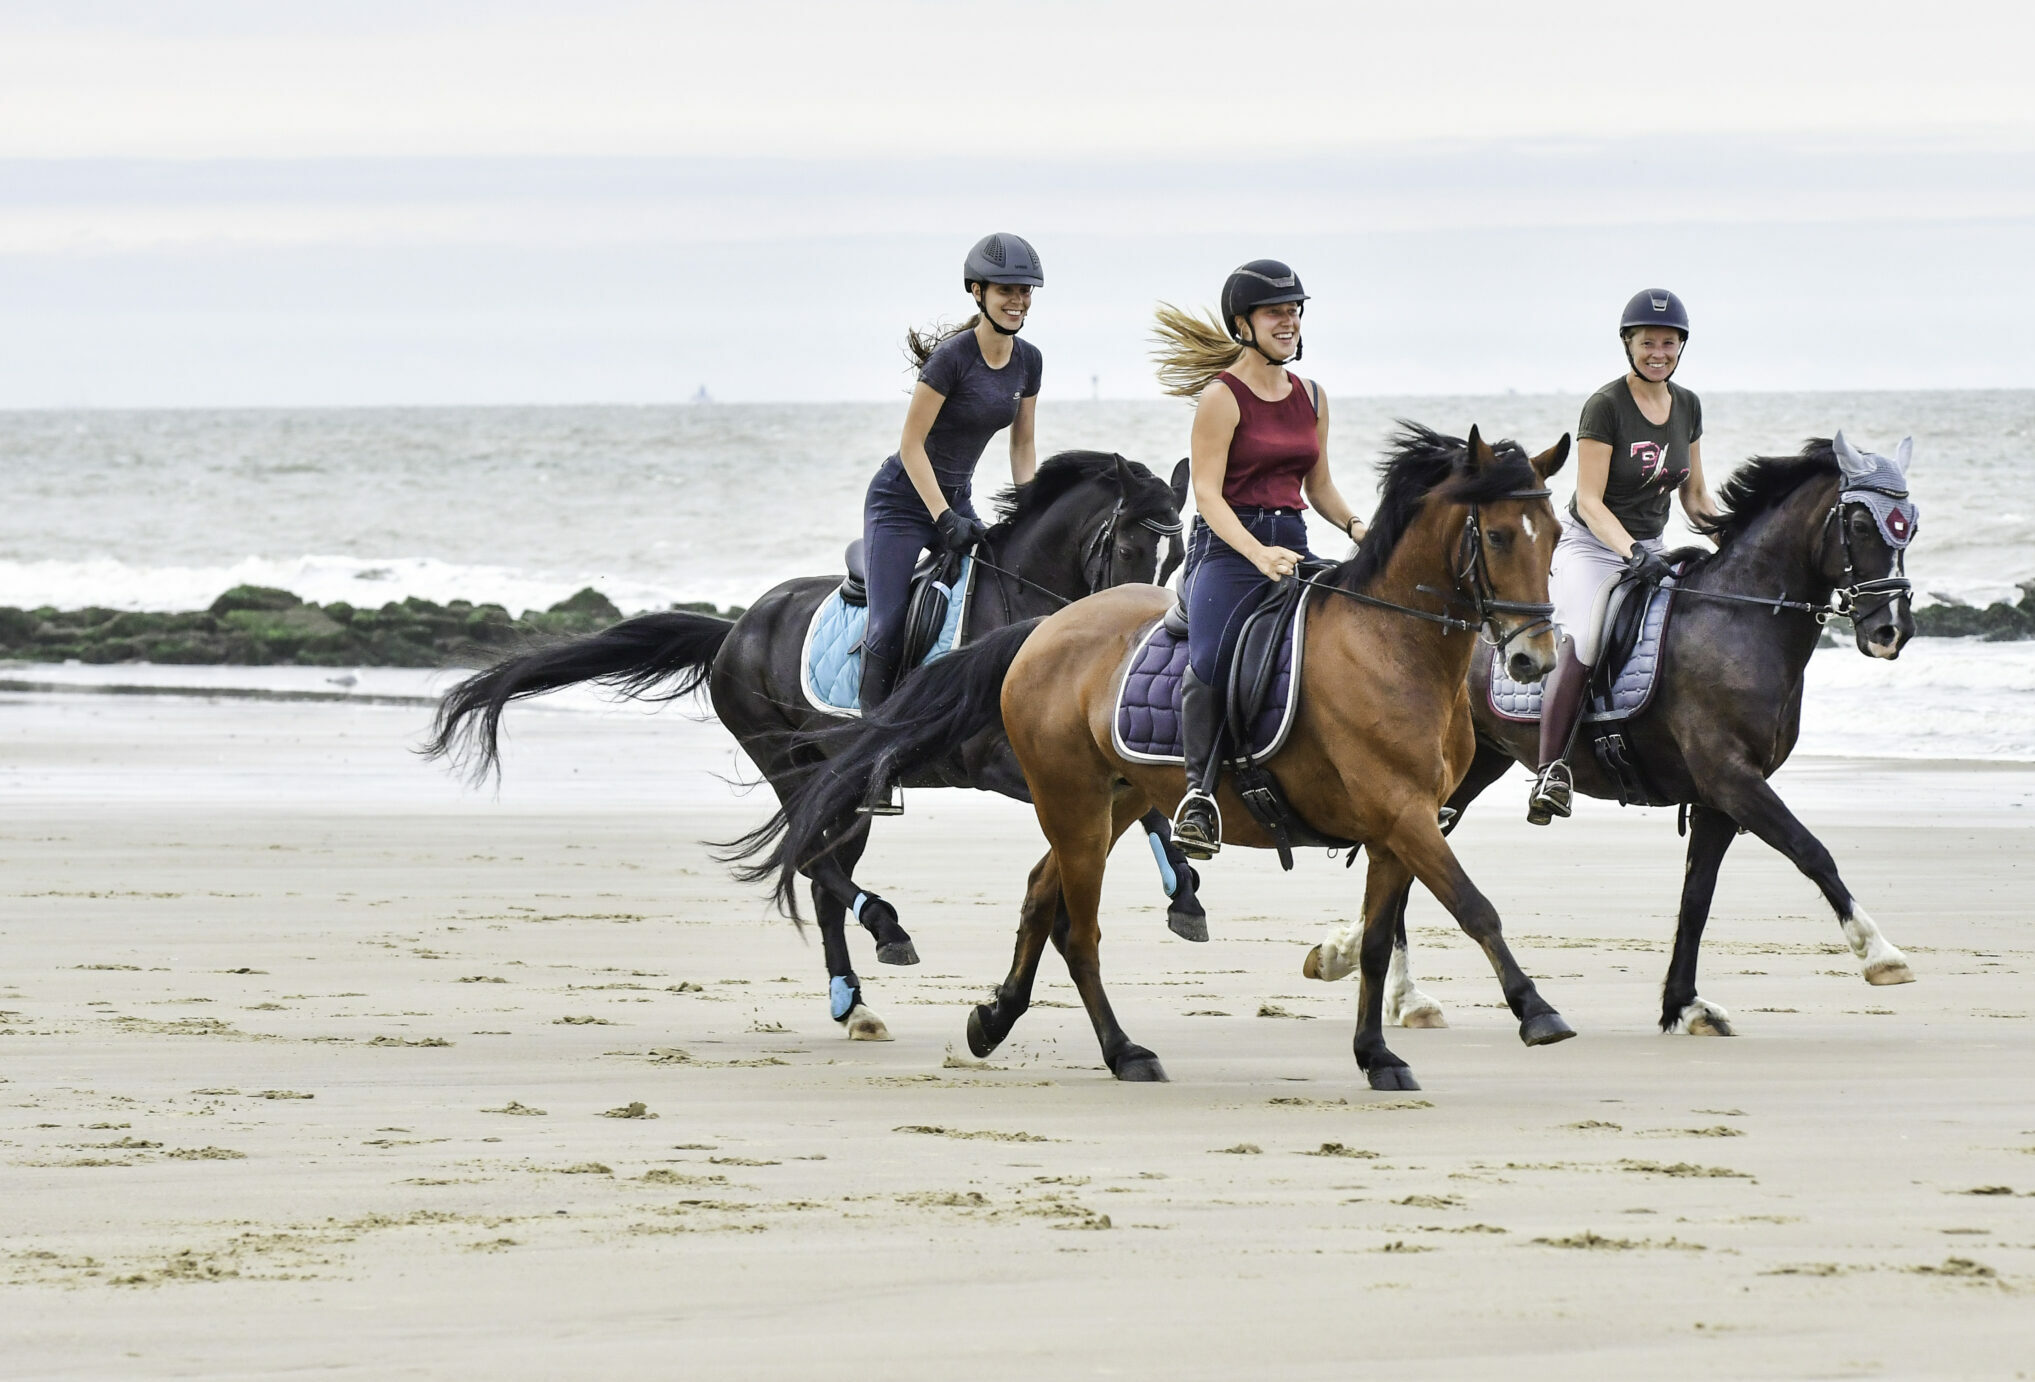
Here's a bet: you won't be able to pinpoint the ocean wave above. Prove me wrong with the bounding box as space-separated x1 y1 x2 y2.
0 555 679 617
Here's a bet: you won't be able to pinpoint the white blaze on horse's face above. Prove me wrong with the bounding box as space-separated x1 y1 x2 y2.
1522 514 1538 542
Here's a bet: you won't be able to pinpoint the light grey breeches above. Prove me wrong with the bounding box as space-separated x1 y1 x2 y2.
1550 522 1665 665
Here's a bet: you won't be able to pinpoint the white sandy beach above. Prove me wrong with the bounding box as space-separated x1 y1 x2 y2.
4 674 2034 1379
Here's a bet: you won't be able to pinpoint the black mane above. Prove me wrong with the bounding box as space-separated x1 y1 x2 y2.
987 450 1176 535
1693 439 1839 548
1333 422 1537 593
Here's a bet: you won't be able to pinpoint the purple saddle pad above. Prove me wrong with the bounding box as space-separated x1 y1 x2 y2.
1111 607 1304 765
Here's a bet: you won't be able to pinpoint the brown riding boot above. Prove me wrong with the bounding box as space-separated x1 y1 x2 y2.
1527 636 1590 826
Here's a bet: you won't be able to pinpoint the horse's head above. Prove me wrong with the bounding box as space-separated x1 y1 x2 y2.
1829 431 1918 660
988 451 1185 602
1457 425 1568 684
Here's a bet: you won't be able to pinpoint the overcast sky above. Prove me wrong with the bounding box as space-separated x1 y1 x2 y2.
3 1 2032 405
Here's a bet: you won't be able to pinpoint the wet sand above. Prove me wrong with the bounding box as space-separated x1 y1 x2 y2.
4 682 2034 1379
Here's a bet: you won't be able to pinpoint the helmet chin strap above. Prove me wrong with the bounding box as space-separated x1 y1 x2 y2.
974 287 1025 337
1624 338 1681 383
1238 320 1302 366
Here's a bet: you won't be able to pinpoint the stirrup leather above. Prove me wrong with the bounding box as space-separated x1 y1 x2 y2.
1171 790 1222 858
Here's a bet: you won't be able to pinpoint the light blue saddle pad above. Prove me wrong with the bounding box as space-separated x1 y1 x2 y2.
1489 580 1674 725
800 558 974 716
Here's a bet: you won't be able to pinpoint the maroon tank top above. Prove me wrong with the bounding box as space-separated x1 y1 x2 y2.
1217 370 1319 510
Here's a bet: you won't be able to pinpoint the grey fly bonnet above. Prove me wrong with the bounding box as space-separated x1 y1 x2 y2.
1833 431 1918 549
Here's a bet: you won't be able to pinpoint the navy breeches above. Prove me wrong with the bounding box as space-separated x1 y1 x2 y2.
1182 508 1311 685
862 461 979 666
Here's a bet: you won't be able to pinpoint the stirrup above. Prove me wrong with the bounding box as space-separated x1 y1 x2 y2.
1526 761 1573 826
1171 791 1221 859
856 779 903 817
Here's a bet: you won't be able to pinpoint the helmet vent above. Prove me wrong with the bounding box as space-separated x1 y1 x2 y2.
983 235 1006 267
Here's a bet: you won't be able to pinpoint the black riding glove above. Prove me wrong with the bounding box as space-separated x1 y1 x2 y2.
1625 546 1673 585
934 508 986 554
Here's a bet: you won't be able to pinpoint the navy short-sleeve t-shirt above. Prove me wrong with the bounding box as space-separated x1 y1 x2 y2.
903 330 1043 489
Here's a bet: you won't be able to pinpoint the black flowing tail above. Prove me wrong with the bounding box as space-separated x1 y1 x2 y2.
422 611 735 782
726 618 1044 917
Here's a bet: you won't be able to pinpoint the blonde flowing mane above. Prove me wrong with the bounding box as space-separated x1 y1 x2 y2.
1150 302 1245 399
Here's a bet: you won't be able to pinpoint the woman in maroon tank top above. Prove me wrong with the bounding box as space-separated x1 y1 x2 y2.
1148 259 1369 858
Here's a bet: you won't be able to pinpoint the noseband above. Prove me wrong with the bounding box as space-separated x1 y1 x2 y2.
1820 487 1914 624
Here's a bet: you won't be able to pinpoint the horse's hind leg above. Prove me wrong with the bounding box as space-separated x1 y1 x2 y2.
809 823 890 1041
1704 770 1914 986
801 814 917 967
1660 804 1739 1036
1055 796 1165 1081
967 851 1066 1059
1138 808 1208 943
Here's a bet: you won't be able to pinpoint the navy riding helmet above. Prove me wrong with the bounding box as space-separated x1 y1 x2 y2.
1222 259 1309 361
964 234 1045 290
1620 288 1689 338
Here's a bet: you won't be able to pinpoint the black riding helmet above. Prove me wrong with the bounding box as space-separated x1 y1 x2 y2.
964 234 1043 335
1222 259 1308 363
1620 288 1689 377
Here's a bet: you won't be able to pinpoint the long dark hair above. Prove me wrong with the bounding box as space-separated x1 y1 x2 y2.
904 315 982 370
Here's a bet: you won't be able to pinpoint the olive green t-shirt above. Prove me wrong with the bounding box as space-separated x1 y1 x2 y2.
1574 377 1703 540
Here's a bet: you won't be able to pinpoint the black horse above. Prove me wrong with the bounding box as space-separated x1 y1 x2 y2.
1304 435 1920 1035
426 450 1200 1041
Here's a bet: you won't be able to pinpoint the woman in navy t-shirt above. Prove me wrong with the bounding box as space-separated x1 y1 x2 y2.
856 233 1044 812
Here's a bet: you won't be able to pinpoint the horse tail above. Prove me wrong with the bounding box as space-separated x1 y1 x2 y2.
725 617 1044 917
422 611 735 781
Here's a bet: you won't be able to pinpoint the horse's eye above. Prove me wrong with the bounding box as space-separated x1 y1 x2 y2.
1485 527 1510 550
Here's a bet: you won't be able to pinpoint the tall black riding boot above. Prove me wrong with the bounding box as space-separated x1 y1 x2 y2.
1527 635 1590 826
1171 669 1225 859
855 648 904 816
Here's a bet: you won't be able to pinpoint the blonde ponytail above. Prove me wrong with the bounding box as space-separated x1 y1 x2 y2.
1150 302 1244 399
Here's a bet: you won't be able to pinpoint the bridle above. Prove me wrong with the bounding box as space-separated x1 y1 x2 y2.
1662 485 1915 626
1297 487 1557 655
971 494 1184 625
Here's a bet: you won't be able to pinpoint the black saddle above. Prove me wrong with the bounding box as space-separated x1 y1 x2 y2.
840 539 966 672
1211 562 1353 871
1590 574 1653 704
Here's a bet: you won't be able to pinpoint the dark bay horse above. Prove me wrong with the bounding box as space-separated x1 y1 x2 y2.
1307 435 1920 1036
425 451 1194 1041
743 427 1576 1090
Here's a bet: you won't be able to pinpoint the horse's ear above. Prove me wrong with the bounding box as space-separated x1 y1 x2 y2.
1464 425 1488 470
1893 436 1914 476
1833 430 1872 483
1533 433 1571 481
1169 456 1191 513
1112 453 1137 495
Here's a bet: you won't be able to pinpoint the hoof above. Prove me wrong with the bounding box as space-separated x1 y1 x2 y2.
1111 1048 1169 1082
1519 1012 1577 1047
1302 942 1355 983
1394 1001 1449 1030
876 941 920 966
1679 999 1733 1037
966 1005 1000 1059
1167 906 1208 943
1864 957 1916 986
1302 945 1324 980
844 1005 891 1041
1365 1065 1421 1091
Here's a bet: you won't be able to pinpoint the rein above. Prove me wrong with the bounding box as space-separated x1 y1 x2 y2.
972 498 1185 620
1298 488 1557 652
1670 489 1913 626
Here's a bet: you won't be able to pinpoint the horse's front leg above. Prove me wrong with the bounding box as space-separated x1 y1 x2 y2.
1385 810 1576 1048
1351 850 1422 1089
1705 769 1914 986
1661 804 1739 1035
1138 808 1209 943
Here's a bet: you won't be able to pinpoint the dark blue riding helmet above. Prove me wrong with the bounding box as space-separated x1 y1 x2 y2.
1620 288 1689 338
1221 259 1309 343
964 234 1044 290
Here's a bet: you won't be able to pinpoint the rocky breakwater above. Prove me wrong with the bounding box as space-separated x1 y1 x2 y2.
0 586 743 668
1908 582 2035 641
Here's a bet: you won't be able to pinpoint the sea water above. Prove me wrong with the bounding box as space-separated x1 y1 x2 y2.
3 393 2031 759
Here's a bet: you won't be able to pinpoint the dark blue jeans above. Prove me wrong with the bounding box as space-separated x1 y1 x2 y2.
1182 508 1311 685
862 459 980 669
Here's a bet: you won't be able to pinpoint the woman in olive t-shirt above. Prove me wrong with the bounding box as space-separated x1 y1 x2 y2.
1526 288 1719 826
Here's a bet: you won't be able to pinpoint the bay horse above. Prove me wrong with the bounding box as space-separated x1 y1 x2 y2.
742 426 1576 1089
1306 435 1920 1036
425 450 1195 1041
